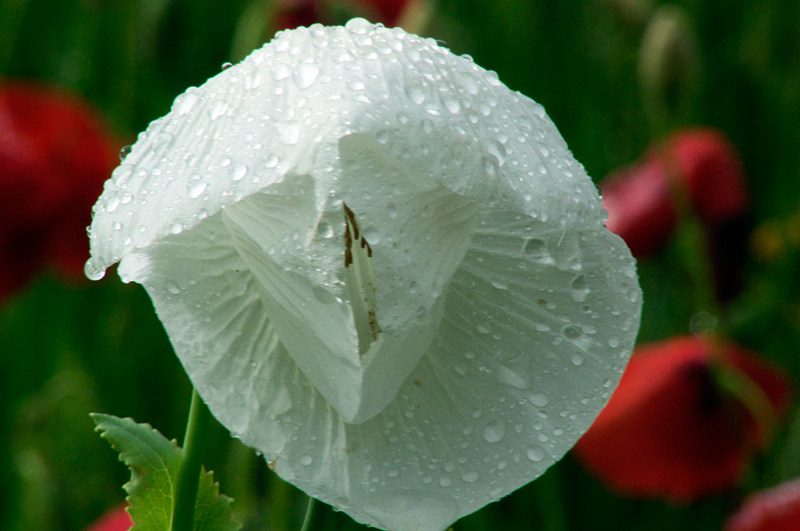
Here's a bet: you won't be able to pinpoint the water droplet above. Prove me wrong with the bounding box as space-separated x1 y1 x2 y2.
293 63 320 89
443 96 461 113
484 139 507 164
315 220 334 239
461 472 480 483
523 238 548 258
482 154 499 175
299 454 313 466
362 227 380 244
188 180 208 199
496 365 528 389
483 420 506 443
221 62 233 70
476 323 492 334
166 281 181 295
84 259 106 281
176 92 199 115
405 84 426 104
439 476 452 487
209 100 229 120
562 325 583 340
387 202 397 218
271 63 290 80
529 393 549 407
265 154 280 168
538 144 550 157
571 354 584 366
608 336 620 348
170 222 183 234
119 145 132 162
526 446 545 462
230 164 248 182
345 17 372 35
106 195 121 213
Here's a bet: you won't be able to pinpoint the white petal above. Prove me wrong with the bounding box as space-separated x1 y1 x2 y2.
88 19 643 531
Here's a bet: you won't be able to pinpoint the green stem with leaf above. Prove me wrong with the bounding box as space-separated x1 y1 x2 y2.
172 389 212 531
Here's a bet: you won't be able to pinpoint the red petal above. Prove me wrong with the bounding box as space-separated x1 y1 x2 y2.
670 128 748 226
573 337 791 503
725 479 800 531
601 155 677 257
86 505 133 531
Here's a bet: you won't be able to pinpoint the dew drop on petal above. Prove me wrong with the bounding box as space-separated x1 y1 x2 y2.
482 420 506 443
84 259 106 281
405 84 426 104
188 180 208 199
265 154 280 168
271 63 290 80
293 63 320 89
461 472 480 483
529 393 549 407
230 164 248 182
119 145 132 162
526 446 545 462
315 220 334 239
209 100 228 120
562 325 583 340
299 454 313 466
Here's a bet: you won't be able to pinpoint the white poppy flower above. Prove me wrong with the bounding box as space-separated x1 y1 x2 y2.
87 19 642 531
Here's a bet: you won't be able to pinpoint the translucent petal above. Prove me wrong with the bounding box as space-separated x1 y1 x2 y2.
88 19 643 531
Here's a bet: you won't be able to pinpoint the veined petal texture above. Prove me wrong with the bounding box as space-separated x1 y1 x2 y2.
88 19 642 531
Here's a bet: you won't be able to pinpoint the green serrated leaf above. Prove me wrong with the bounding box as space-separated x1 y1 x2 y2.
91 413 241 531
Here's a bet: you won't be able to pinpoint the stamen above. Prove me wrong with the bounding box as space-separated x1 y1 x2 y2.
343 203 381 355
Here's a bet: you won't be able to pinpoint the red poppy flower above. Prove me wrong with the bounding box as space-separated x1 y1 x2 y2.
86 505 133 531
601 128 748 257
725 478 800 531
0 80 119 301
573 337 792 503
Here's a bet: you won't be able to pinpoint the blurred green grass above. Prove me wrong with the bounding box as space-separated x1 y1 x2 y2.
2 0 800 530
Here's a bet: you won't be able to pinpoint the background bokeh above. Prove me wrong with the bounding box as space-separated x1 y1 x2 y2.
2 0 800 530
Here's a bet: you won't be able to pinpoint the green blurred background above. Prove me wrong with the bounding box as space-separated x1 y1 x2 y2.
2 0 800 530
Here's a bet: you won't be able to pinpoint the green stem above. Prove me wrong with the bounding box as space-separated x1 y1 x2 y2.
171 389 212 531
299 497 316 531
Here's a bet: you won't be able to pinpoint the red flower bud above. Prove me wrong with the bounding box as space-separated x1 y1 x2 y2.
573 337 791 503
601 128 748 257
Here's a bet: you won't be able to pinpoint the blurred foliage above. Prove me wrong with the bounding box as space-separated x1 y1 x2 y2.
1 0 800 530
